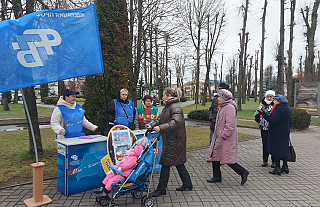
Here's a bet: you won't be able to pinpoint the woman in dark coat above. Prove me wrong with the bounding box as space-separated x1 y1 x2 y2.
259 95 292 175
146 87 192 197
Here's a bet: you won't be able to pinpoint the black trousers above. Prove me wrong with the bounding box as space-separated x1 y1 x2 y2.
273 156 288 168
212 161 247 178
261 130 274 163
156 164 192 191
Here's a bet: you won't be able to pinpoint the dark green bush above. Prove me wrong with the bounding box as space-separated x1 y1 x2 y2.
291 108 311 129
180 96 187 102
42 97 59 105
187 109 209 121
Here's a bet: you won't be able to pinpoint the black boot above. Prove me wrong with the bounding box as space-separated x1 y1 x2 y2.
270 162 276 168
261 162 268 167
93 184 105 194
281 166 289 174
150 189 166 197
207 177 222 183
176 184 193 191
269 167 281 175
241 170 249 185
96 189 111 200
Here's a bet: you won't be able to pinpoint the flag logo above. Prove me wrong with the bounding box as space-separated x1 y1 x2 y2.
12 29 61 67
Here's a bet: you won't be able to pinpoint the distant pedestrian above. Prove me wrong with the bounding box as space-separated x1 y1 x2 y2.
259 95 292 175
207 82 229 162
254 90 276 168
207 89 249 185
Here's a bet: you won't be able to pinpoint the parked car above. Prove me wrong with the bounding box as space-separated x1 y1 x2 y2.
11 90 23 101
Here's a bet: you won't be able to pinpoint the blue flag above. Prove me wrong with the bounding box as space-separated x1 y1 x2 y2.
0 4 104 93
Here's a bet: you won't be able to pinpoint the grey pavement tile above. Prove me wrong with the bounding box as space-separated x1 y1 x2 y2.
1 126 320 206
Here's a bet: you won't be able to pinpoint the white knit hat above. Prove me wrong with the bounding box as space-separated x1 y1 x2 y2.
265 90 275 97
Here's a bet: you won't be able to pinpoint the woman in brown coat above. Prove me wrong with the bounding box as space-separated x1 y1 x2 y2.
146 87 192 197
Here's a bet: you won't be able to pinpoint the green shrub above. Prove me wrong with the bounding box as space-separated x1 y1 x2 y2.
42 97 59 105
291 108 311 129
187 109 209 121
180 96 187 102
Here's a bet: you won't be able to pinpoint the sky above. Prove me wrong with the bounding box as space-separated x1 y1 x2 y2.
175 0 319 83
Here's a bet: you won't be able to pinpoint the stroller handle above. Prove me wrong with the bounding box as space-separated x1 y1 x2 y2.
108 164 125 178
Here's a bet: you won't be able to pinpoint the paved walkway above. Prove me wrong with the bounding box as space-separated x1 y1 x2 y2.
1 124 320 207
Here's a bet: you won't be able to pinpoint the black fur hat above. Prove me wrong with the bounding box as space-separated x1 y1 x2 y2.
218 82 229 90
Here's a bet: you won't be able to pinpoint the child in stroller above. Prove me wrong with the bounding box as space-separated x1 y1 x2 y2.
94 134 158 207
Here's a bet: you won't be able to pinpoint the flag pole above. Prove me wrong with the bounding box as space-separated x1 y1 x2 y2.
21 88 39 164
21 88 52 206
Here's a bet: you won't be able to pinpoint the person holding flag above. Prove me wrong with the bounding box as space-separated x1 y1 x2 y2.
51 89 98 139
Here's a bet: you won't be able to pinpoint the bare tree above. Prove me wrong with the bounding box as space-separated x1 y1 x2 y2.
176 0 219 104
202 7 226 106
1 0 10 111
237 0 249 111
225 55 238 96
301 0 320 82
247 55 253 101
259 0 267 102
277 0 285 94
287 0 296 105
254 50 259 102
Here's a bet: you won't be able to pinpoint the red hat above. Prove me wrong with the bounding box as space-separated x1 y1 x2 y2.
143 95 153 102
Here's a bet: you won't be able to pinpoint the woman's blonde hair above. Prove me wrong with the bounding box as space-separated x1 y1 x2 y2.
120 88 128 94
164 87 182 99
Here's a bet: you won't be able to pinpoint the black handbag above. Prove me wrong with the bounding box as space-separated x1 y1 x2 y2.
119 102 135 130
287 140 296 162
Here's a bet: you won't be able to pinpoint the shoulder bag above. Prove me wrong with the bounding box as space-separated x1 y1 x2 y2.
287 140 296 162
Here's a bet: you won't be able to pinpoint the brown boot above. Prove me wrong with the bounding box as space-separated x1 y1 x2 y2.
207 157 212 162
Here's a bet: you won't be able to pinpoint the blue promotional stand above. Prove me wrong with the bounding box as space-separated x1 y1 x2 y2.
55 136 108 196
55 131 162 196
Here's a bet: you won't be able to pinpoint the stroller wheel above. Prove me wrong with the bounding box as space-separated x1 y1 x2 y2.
144 197 154 207
141 195 147 205
96 197 100 203
99 198 110 206
132 189 143 199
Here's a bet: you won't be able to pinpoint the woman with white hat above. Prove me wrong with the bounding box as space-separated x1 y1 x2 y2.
254 90 276 168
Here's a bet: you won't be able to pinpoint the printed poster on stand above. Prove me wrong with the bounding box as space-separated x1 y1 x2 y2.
112 129 132 164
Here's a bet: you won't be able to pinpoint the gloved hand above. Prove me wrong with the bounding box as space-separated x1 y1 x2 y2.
107 169 113 175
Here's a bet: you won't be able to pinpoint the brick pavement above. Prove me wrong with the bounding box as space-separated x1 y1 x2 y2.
1 126 320 207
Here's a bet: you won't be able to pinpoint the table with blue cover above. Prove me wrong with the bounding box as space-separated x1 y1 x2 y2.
55 136 108 196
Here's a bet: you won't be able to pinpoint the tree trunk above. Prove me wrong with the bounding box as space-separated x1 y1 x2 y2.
13 89 19 103
2 92 10 111
242 32 249 104
254 50 259 102
149 25 153 87
277 0 285 94
58 81 66 97
260 0 267 102
237 0 249 111
287 0 295 105
131 0 143 106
